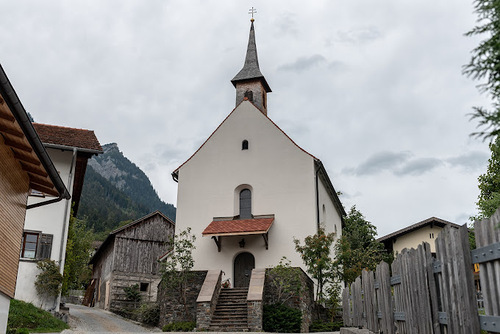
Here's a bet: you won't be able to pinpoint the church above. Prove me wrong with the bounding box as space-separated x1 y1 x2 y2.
172 19 345 288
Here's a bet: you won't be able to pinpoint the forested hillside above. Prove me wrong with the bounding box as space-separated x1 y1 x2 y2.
77 143 175 235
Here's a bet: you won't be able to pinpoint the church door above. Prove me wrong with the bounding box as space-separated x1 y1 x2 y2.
234 252 255 288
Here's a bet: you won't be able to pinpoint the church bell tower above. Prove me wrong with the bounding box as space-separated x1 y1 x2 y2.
231 18 272 115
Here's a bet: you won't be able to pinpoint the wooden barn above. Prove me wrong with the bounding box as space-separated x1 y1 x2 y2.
88 211 174 310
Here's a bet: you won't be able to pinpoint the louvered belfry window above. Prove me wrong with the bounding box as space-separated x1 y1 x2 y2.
240 189 252 219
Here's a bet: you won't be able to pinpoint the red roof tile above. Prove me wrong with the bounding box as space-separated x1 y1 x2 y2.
202 217 274 236
33 123 102 152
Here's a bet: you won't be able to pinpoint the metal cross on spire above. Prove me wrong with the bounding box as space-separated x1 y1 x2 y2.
248 7 257 22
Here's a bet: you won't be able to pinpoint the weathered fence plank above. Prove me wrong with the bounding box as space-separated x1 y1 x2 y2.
375 261 394 334
361 270 378 332
342 287 352 327
351 276 364 328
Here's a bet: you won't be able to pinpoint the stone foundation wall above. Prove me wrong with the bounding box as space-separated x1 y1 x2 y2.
157 270 207 327
264 267 315 332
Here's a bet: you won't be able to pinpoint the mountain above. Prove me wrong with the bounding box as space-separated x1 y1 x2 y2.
77 143 176 233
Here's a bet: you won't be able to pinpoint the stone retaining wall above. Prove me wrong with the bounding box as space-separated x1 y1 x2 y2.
157 270 207 327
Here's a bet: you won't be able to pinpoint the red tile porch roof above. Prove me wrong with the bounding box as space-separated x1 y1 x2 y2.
202 217 274 237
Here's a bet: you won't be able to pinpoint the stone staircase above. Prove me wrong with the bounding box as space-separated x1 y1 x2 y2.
209 287 249 331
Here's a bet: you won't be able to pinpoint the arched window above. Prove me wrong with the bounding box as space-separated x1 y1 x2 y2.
242 140 249 150
239 189 252 219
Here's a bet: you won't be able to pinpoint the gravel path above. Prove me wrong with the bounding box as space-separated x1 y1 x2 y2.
60 303 159 333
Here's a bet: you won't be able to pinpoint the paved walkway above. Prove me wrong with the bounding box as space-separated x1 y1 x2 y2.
61 303 158 333
59 303 340 334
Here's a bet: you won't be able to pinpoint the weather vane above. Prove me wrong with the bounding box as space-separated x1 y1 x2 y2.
248 7 257 22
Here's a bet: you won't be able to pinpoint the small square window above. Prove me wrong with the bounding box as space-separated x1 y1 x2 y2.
140 283 149 292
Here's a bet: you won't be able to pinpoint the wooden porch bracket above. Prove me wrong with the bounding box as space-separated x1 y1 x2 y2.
212 236 221 252
262 233 268 250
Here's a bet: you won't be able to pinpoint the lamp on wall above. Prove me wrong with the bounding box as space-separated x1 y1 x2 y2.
239 238 245 248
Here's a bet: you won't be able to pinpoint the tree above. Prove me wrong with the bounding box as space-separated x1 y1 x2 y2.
473 136 500 220
160 228 196 318
464 0 500 139
334 206 390 285
35 259 63 308
294 228 335 303
62 215 94 295
267 257 303 305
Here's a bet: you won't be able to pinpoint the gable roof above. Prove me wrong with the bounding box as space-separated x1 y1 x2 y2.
89 210 174 265
172 100 346 218
0 64 70 199
33 123 102 154
377 217 461 243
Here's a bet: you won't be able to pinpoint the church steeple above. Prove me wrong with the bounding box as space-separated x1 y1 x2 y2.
231 19 272 115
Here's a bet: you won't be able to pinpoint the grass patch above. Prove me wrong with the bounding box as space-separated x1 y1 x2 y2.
7 299 69 334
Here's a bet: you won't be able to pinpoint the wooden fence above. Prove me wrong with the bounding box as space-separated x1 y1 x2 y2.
342 208 500 333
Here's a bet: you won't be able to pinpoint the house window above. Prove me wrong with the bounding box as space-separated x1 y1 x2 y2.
430 233 435 239
20 232 39 259
239 189 252 219
20 231 53 259
140 283 149 292
242 140 249 150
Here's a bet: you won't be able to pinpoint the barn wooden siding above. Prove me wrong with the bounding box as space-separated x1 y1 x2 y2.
113 215 174 275
91 212 174 310
343 213 500 333
0 140 30 298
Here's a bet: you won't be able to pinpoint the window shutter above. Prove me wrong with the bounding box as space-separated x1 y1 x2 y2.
38 234 53 259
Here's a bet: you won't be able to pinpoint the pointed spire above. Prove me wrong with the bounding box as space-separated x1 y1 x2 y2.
231 21 271 93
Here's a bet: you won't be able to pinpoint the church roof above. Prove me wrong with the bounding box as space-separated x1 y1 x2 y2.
202 216 274 237
231 21 271 93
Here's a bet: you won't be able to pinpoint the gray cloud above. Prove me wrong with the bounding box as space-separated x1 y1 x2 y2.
344 151 411 176
278 54 327 72
394 157 443 176
336 26 382 44
447 151 489 172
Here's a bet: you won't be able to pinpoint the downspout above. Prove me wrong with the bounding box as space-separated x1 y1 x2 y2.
315 162 320 231
53 147 77 311
59 147 77 265
27 196 65 210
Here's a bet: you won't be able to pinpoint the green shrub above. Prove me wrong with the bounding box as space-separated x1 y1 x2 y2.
309 320 343 332
263 304 301 333
140 303 159 326
7 299 69 334
123 284 141 302
162 321 196 332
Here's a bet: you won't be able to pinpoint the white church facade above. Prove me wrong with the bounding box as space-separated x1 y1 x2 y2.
172 20 345 287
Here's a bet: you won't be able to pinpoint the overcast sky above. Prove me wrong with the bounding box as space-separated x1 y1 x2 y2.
1 1 492 237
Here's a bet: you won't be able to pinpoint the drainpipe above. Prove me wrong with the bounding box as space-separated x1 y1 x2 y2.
59 147 77 265
54 147 77 311
315 162 320 231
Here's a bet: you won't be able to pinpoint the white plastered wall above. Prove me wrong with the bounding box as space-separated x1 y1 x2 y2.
391 225 444 254
175 101 342 285
15 148 75 311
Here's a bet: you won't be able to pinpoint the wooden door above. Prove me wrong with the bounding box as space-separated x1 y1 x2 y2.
234 252 255 287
